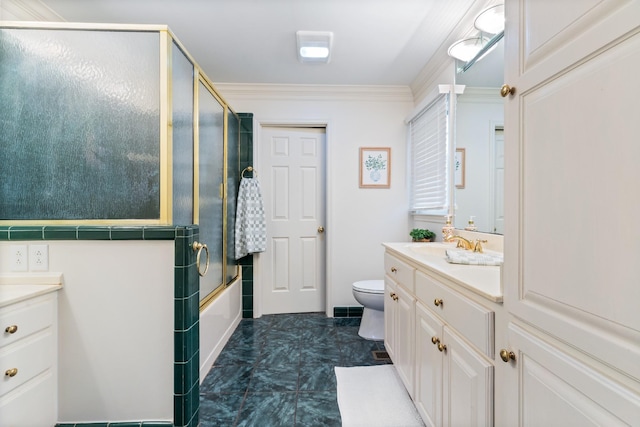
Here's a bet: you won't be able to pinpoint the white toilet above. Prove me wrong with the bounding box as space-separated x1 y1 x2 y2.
352 279 385 341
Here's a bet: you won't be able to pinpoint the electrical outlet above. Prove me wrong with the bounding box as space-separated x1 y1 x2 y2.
29 244 49 272
10 244 28 272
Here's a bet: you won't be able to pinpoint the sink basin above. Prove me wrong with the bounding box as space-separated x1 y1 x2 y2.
407 242 458 257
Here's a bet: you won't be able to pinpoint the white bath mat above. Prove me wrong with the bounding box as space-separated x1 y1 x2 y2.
335 365 424 427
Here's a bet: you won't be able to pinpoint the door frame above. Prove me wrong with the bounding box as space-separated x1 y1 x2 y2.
252 118 332 318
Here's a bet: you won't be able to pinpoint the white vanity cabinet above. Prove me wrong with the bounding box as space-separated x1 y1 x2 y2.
0 286 60 427
383 246 497 427
502 0 640 424
384 252 416 397
414 271 494 427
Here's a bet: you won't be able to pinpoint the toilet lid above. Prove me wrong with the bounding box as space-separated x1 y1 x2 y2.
352 279 385 294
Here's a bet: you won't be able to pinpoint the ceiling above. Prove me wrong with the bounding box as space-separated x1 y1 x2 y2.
35 0 498 88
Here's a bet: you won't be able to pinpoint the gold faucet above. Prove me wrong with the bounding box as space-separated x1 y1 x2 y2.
444 235 474 250
445 235 488 252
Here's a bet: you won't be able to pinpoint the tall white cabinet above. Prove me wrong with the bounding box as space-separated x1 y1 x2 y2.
502 0 640 424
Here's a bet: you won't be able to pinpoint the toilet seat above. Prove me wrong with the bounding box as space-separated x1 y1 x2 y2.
352 279 384 294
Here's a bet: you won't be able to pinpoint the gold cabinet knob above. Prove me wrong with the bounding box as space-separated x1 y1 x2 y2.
437 343 447 352
431 336 440 345
5 368 18 377
390 267 397 273
5 325 18 334
434 298 443 307
317 226 325 233
500 84 516 97
500 349 516 363
390 292 398 301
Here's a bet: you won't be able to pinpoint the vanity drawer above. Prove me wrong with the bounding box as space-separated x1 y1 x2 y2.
0 294 55 350
416 271 494 358
0 328 54 397
384 253 415 292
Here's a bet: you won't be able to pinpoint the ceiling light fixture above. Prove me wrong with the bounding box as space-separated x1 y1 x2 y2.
447 36 488 62
474 4 505 34
296 31 333 63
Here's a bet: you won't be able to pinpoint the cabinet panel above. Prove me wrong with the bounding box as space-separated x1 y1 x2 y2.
384 252 415 293
0 295 54 350
0 329 53 396
508 323 640 426
415 302 444 427
0 371 56 427
443 327 493 427
396 285 415 398
416 271 494 358
384 277 398 361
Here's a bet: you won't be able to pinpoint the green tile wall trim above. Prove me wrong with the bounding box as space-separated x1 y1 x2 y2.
5 225 199 427
333 306 364 318
238 112 254 319
55 423 173 427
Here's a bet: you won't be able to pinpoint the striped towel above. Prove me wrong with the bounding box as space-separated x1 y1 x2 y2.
445 249 503 266
235 177 266 259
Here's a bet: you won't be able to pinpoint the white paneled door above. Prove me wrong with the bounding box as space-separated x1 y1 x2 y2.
260 126 326 314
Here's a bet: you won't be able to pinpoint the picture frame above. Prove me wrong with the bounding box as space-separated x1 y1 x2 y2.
455 148 465 189
359 147 391 188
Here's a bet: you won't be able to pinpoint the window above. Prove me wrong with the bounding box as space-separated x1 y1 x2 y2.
409 93 450 213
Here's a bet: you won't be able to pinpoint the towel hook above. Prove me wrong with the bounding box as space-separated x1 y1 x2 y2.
241 166 257 178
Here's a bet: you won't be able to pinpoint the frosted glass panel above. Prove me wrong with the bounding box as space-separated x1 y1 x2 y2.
226 111 240 284
198 82 224 299
0 29 160 220
171 42 194 225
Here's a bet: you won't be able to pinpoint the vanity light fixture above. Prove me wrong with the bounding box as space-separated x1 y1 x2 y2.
447 36 488 62
296 31 333 63
474 4 505 34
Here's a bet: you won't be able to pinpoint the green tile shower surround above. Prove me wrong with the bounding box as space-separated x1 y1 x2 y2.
0 225 200 427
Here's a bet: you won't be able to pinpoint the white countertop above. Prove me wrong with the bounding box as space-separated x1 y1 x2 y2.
0 273 63 307
383 242 503 302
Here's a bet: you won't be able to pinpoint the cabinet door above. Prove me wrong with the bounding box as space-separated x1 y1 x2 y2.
396 285 416 398
505 322 640 426
384 277 398 361
415 302 444 427
442 327 493 427
503 0 640 377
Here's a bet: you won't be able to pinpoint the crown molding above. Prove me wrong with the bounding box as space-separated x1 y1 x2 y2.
214 83 414 103
1 0 63 21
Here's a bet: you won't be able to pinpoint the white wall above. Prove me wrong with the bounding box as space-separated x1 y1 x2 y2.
0 241 175 423
218 84 413 311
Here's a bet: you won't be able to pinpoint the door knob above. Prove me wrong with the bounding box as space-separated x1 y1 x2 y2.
434 298 443 307
500 84 515 97
317 226 325 233
499 349 516 363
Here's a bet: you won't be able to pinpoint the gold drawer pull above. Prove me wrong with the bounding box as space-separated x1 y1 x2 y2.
431 336 440 345
5 325 18 334
500 349 516 363
5 368 18 377
437 343 447 352
390 267 397 273
434 298 443 307
390 292 398 301
500 84 515 97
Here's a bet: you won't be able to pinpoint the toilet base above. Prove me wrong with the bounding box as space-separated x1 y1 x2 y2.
358 307 384 341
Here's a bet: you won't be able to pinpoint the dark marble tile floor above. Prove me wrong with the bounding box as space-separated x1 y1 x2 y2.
199 312 391 426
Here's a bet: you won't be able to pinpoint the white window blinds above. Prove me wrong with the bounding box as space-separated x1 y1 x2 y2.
409 93 449 212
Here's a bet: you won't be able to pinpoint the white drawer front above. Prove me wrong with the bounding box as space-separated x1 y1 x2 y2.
1 294 55 350
0 329 54 397
0 369 56 427
384 253 415 292
416 271 494 358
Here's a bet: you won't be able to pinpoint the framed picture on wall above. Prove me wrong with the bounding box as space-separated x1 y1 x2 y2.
360 147 391 188
455 148 465 189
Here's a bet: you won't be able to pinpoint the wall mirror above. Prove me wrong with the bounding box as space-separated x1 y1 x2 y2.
453 37 504 234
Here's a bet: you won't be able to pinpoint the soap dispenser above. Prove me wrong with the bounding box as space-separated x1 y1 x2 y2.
465 216 477 231
442 215 455 240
